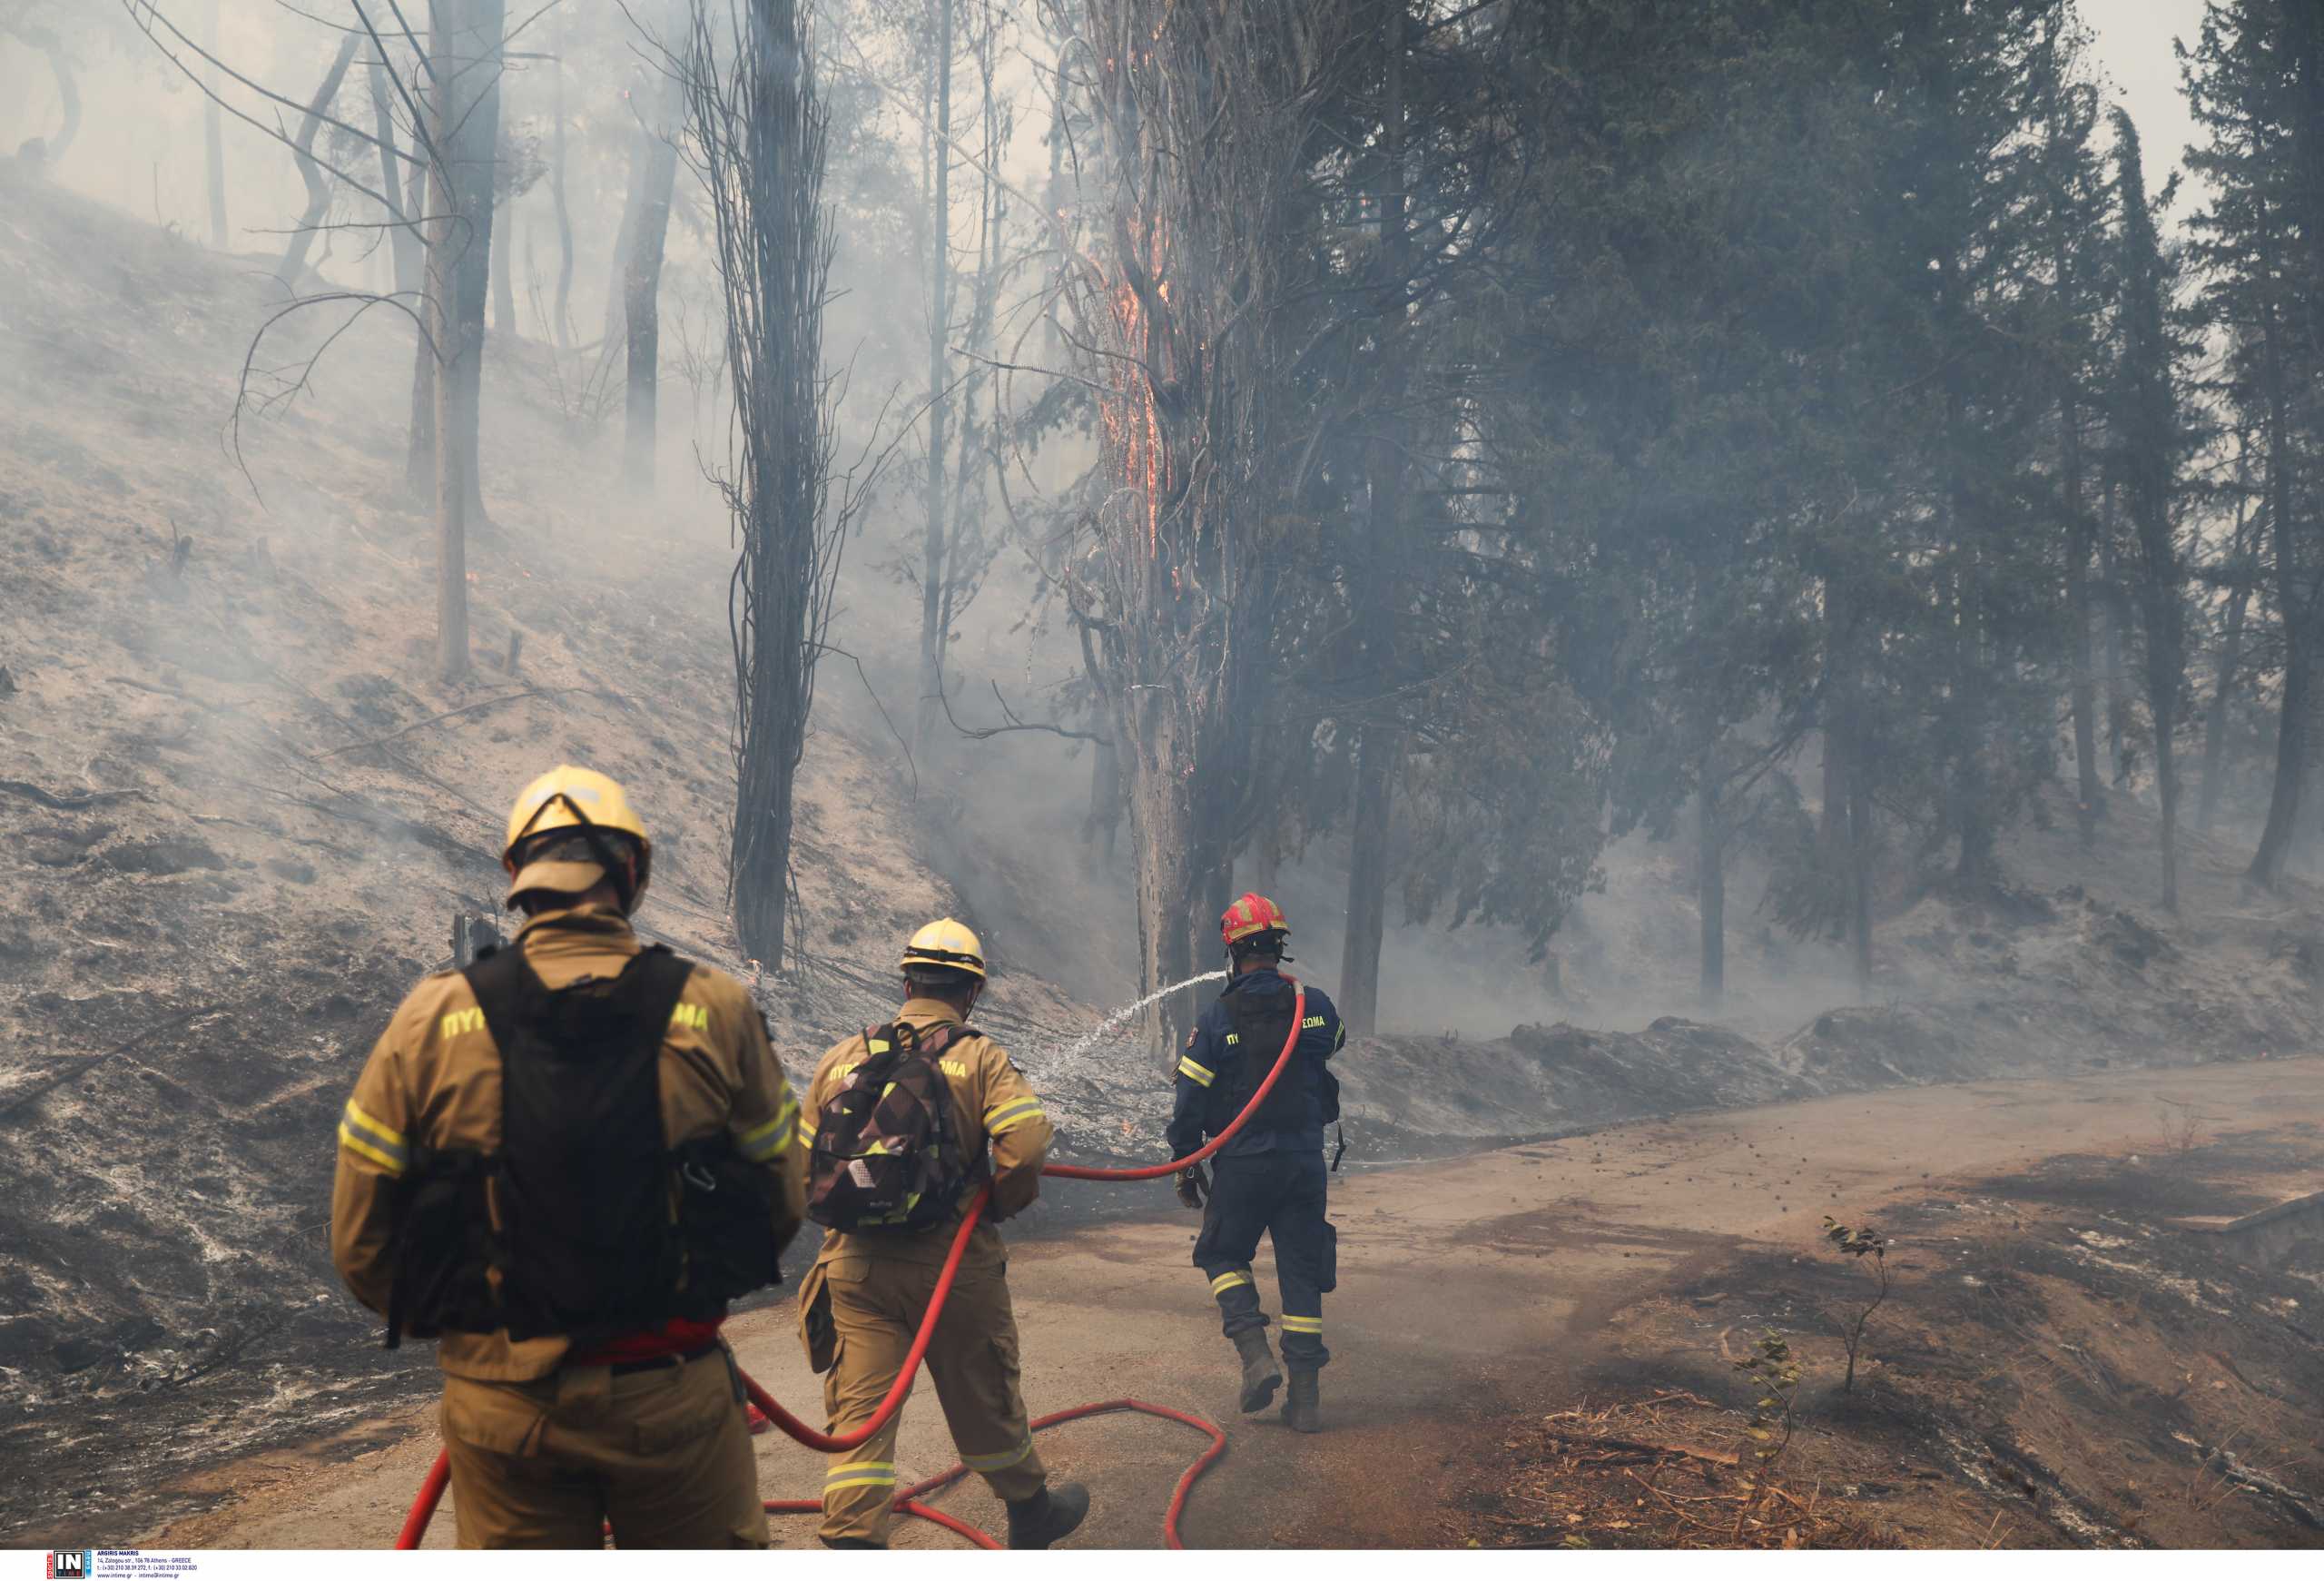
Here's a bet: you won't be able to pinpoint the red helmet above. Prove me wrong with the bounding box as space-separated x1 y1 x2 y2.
1221 892 1290 948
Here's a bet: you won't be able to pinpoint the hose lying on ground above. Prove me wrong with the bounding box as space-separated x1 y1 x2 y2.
396 986 1305 1551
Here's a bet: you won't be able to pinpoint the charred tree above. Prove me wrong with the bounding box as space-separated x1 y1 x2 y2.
280 35 362 285
682 0 843 970
2199 453 2259 832
912 0 956 765
1051 0 1360 1053
202 0 227 247
367 60 420 299
2110 111 2189 913
549 8 575 348
622 30 686 491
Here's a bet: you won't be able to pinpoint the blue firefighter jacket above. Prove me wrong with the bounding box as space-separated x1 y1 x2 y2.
1166 967 1344 1161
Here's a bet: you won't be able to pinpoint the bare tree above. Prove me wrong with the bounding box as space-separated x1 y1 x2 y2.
280 34 364 284
619 1 688 490
676 0 847 970
123 0 487 681
405 0 507 540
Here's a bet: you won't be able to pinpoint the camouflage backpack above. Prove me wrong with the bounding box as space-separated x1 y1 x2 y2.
806 1022 980 1233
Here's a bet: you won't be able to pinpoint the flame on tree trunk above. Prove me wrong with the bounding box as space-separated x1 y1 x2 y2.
1055 0 1361 1054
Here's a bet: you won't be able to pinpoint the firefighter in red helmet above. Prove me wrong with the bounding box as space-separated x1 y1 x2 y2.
1166 894 1344 1432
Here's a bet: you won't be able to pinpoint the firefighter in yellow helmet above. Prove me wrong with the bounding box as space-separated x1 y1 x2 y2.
793 918 1089 1549
330 766 807 1548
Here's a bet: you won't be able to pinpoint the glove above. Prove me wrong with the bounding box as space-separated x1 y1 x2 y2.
1175 1163 1208 1210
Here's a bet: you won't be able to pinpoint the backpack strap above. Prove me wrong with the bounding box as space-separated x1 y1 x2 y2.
461 943 694 1095
460 941 538 1061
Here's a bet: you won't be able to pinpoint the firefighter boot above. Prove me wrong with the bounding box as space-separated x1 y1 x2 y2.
1283 1369 1322 1434
1005 1480 1090 1549
1233 1328 1283 1414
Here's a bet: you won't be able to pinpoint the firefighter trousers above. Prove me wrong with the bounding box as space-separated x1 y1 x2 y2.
801 1251 1047 1546
438 1347 768 1548
1193 1150 1336 1370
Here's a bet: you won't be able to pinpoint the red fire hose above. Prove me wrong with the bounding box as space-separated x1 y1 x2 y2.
395 985 1306 1551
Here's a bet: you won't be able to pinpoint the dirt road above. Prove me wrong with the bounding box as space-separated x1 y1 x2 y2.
146 1055 2324 1549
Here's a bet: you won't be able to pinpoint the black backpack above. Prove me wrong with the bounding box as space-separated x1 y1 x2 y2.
383 944 783 1348
806 1021 980 1233
1223 981 1339 1131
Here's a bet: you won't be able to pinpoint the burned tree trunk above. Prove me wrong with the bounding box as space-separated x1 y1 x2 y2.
279 35 362 284
1698 748 1726 1007
913 0 956 765
368 61 420 301
2249 301 2309 891
1057 0 1359 1053
424 6 468 681
683 0 841 969
2200 480 2257 833
447 0 507 526
203 0 228 247
622 54 685 491
550 9 575 348
1340 728 1397 1036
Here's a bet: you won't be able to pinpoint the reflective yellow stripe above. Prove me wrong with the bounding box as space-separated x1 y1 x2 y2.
960 1437 1034 1472
740 1098 799 1161
339 1102 408 1171
865 1039 891 1054
345 1098 405 1149
1177 1058 1215 1088
825 1460 897 1491
1280 1316 1324 1334
984 1097 1045 1135
1209 1270 1251 1294
337 1122 404 1175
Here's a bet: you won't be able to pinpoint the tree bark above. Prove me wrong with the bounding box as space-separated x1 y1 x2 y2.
447 0 507 525
1339 727 1397 1038
1847 759 1874 993
914 0 956 764
1699 748 1725 1007
203 0 228 247
1335 8 1411 1041
2199 485 2256 832
2062 385 2101 845
279 35 364 285
426 7 468 682
1122 698 1209 1059
40 45 80 164
2099 490 2132 784
549 9 574 348
492 197 517 335
2248 298 2307 889
368 62 420 300
405 129 435 494
621 58 684 491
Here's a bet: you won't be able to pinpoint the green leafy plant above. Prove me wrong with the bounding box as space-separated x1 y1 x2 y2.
1823 1216 1891 1392
1730 1329 1801 1542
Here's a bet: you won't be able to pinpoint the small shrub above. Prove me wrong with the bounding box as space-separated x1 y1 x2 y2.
1823 1215 1891 1393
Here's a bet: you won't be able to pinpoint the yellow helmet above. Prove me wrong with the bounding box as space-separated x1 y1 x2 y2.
901 917 987 979
501 765 654 913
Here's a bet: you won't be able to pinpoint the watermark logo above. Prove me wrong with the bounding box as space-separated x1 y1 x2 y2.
45 1555 92 1580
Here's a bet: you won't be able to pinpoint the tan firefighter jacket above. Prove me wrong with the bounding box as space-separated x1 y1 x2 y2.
330 904 808 1381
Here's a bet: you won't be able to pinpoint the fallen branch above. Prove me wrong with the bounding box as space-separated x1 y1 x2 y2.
306 687 594 759
0 779 148 811
1541 1428 1738 1467
0 1007 217 1122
